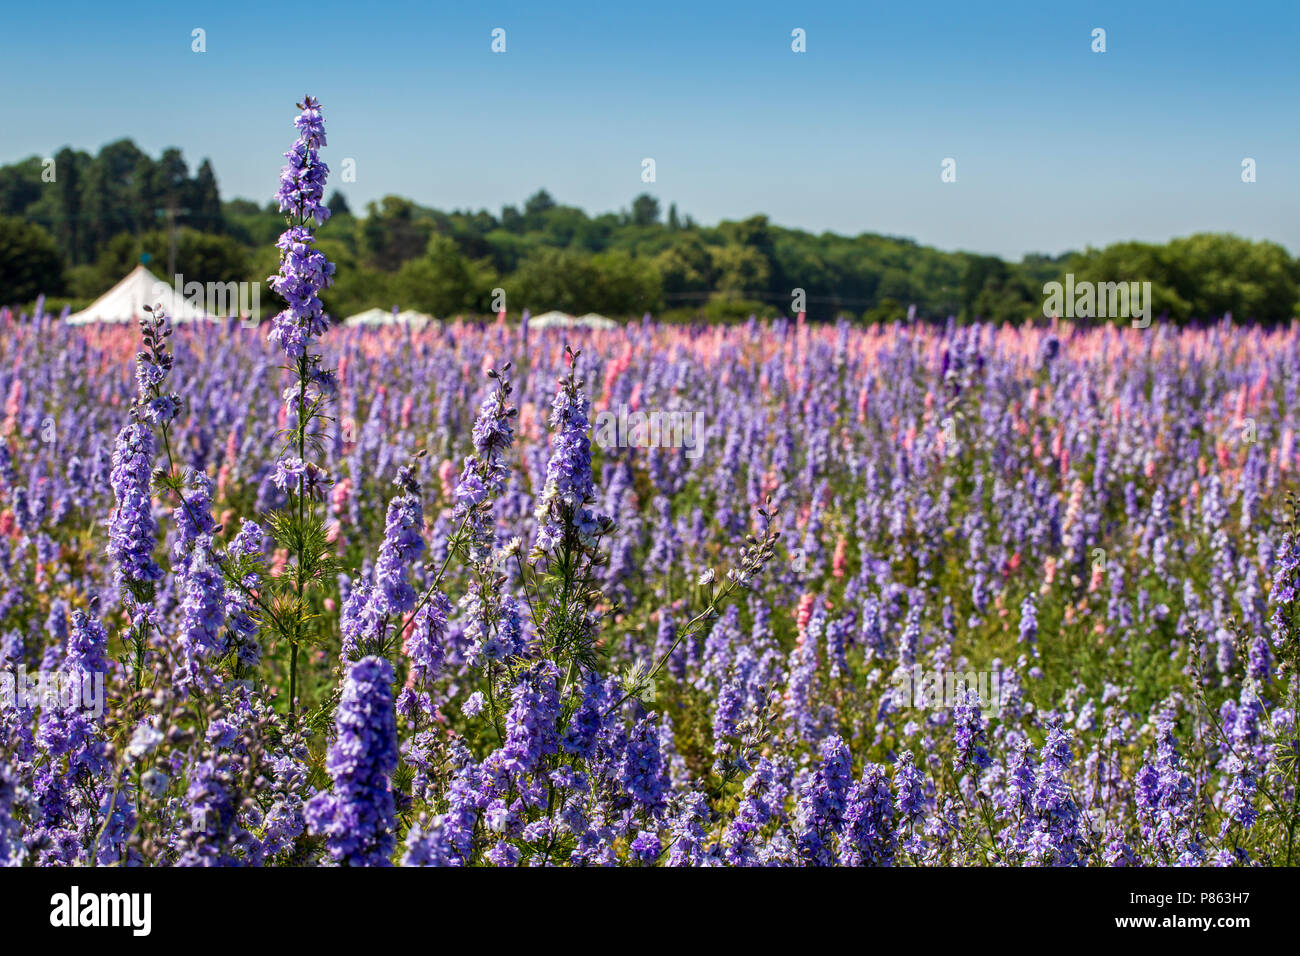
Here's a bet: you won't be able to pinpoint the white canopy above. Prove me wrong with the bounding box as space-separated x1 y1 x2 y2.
343 307 437 327
528 310 617 330
65 265 219 324
527 310 576 328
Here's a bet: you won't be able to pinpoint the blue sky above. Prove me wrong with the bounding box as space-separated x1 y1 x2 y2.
2 0 1296 258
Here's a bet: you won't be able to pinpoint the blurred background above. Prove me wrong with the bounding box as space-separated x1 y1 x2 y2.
1 0 1297 322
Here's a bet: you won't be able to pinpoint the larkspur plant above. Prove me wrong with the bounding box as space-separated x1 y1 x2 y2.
0 97 1299 867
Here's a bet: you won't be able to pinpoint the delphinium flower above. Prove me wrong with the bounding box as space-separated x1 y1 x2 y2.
0 765 23 865
620 713 669 817
402 815 459 866
1219 754 1258 837
172 471 226 696
419 759 488 865
784 602 822 741
531 348 612 559
462 582 525 665
697 603 741 691
1024 720 1088 866
269 457 332 500
223 519 266 673
897 592 922 668
268 98 334 360
1269 525 1300 654
664 791 714 866
711 675 744 758
453 366 516 562
264 97 338 715
496 661 563 781
1134 701 1205 865
337 457 431 676
397 589 451 721
65 605 109 685
372 461 425 617
34 606 113 862
1018 592 1038 650
561 673 611 759
0 438 32 533
108 424 162 592
722 756 787 865
306 656 399 865
108 310 177 605
952 687 991 774
893 750 928 858
794 734 853 866
339 577 383 661
839 763 897 866
176 758 244 866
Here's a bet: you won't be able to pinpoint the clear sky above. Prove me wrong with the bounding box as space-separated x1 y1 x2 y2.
2 0 1296 258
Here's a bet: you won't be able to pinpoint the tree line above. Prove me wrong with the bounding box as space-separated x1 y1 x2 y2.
1 140 1297 323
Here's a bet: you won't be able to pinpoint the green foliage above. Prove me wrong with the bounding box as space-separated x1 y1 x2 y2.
67 228 249 297
509 246 660 315
358 196 434 271
0 216 66 300
389 235 497 317
1065 234 1300 323
3 144 1297 323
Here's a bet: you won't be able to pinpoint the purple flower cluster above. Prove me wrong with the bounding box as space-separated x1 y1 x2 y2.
305 656 399 866
268 97 335 361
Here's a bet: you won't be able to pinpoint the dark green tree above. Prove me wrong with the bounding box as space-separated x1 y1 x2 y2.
0 216 66 302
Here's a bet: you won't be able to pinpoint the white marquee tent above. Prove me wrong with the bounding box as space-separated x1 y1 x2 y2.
65 265 219 325
527 310 618 330
343 307 437 327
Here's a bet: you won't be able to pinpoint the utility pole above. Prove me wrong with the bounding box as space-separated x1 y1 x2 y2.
157 203 190 278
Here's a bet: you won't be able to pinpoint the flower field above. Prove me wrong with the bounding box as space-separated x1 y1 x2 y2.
2 100 1299 868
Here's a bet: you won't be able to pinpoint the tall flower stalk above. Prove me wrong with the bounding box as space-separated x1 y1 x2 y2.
265 96 338 718
107 309 173 692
